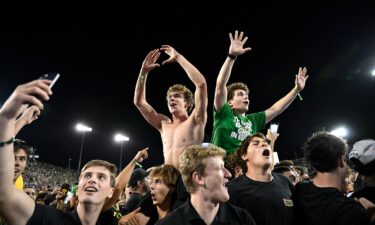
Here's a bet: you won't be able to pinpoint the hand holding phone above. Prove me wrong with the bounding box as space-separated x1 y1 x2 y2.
36 73 60 115
39 73 60 89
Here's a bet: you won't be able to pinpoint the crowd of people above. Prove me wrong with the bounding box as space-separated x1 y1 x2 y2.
0 30 374 225
23 160 78 191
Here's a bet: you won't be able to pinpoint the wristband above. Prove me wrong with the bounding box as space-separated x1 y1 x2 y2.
294 87 303 101
0 136 16 147
132 159 143 168
228 53 237 60
297 92 303 101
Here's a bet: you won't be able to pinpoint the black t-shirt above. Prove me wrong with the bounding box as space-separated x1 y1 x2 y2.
119 192 158 225
156 199 256 225
293 181 372 225
173 172 189 210
26 204 118 225
97 208 120 225
122 193 144 215
351 186 375 204
228 173 294 225
136 193 159 225
27 204 86 225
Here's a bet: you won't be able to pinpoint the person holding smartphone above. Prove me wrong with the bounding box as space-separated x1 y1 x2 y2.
0 79 117 225
14 73 59 136
211 30 309 155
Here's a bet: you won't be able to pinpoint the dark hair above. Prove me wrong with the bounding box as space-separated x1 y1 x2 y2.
236 132 270 158
227 82 249 101
81 160 117 187
225 150 247 176
303 132 348 172
294 165 308 176
14 139 33 157
273 166 293 174
276 160 294 168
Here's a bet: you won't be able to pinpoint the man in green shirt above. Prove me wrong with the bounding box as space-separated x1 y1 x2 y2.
212 30 309 154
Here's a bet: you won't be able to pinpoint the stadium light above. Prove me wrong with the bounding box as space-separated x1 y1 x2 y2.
330 126 348 138
114 133 130 170
76 123 92 172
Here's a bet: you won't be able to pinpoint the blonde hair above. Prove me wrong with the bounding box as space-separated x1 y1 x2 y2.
179 144 226 193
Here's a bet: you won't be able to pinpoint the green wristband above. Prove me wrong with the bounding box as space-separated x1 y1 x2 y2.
297 92 303 101
132 159 143 168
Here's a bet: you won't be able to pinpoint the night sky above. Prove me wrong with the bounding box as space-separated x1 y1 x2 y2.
1 2 374 171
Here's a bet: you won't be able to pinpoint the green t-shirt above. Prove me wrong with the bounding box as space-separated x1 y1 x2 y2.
211 103 266 154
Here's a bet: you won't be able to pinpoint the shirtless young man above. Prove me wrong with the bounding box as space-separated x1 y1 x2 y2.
134 45 207 169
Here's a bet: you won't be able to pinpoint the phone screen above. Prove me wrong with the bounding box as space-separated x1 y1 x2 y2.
40 73 60 89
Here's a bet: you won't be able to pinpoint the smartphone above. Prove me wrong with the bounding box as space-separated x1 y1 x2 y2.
40 73 60 89
270 123 279 133
36 73 60 116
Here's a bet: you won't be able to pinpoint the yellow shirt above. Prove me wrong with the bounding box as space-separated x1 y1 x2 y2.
14 175 24 190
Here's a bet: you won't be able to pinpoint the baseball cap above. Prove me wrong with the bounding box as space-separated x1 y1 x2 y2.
348 139 375 175
128 168 149 188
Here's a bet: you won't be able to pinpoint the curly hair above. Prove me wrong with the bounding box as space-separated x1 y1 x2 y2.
166 84 194 113
179 144 226 194
303 131 348 172
226 82 249 101
225 151 247 176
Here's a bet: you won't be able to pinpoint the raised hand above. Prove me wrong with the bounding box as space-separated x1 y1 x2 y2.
229 30 252 56
133 147 149 163
160 45 180 65
18 105 41 124
140 49 161 74
266 129 279 143
295 67 309 91
0 80 51 121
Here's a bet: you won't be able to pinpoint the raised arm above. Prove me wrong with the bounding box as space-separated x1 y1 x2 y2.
160 45 208 124
266 129 280 152
14 105 41 136
102 147 149 211
214 30 252 111
134 49 170 131
265 67 309 123
0 79 52 225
